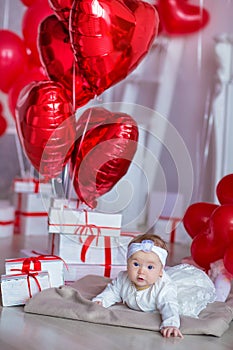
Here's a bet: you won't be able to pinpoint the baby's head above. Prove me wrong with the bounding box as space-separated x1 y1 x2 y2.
127 233 168 288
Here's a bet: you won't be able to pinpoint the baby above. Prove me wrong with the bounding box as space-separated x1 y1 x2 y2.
92 233 217 338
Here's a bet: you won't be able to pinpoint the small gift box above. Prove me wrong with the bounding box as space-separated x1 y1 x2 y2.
48 207 122 237
1 271 50 306
5 255 64 287
18 193 51 235
0 200 15 238
153 216 192 245
64 263 126 282
13 178 52 234
48 232 136 265
13 178 52 194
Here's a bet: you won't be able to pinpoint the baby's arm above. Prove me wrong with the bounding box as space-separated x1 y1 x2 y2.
157 281 183 338
92 271 124 307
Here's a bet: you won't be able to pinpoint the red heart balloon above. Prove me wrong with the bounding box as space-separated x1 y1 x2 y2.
69 0 159 95
71 107 139 208
183 202 219 239
38 15 95 108
156 0 210 36
191 228 225 270
48 0 73 28
209 204 233 248
16 80 76 181
216 174 233 205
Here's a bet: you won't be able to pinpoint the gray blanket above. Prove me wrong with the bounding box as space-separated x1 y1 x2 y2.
24 274 233 337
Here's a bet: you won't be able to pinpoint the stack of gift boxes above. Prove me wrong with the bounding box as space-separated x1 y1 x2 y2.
47 198 135 282
1 254 64 306
1 190 137 306
0 177 59 306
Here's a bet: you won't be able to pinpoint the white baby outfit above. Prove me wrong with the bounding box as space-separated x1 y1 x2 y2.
92 263 216 329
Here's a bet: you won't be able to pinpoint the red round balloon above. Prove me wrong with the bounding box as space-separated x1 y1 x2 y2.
183 202 219 239
216 174 233 205
223 243 233 275
0 30 29 93
156 0 210 36
71 107 139 208
209 204 233 248
48 0 73 28
38 15 94 108
8 66 47 119
22 1 53 66
16 80 76 181
69 0 159 95
191 228 225 270
21 0 48 6
0 115 7 137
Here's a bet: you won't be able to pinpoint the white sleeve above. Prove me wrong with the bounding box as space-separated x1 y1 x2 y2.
156 280 180 329
92 271 125 308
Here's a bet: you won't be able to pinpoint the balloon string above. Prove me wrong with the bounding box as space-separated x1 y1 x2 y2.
197 0 204 76
68 105 95 204
14 133 26 178
72 60 76 111
63 162 70 199
2 0 10 29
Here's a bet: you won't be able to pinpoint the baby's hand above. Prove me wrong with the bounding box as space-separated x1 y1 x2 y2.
93 300 103 306
160 326 183 338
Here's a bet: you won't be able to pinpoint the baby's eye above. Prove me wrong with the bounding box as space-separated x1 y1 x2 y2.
133 262 139 267
148 265 154 270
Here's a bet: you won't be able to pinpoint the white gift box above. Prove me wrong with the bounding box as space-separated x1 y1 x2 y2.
1 271 50 306
13 178 52 194
19 193 51 235
48 233 135 264
5 255 64 287
48 207 122 237
0 200 15 238
153 216 192 245
64 263 126 282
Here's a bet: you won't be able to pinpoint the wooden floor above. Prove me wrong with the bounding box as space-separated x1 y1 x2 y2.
0 234 233 350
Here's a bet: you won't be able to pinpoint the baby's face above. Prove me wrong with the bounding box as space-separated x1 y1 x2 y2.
127 250 163 289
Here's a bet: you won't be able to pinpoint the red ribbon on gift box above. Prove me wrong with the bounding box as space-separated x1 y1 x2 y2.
80 235 112 277
20 212 48 217
0 220 14 225
5 272 44 299
7 254 68 274
13 178 40 193
27 272 42 298
49 233 112 278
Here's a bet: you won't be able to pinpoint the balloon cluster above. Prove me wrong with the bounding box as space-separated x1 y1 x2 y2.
0 102 7 137
0 0 210 208
183 174 233 275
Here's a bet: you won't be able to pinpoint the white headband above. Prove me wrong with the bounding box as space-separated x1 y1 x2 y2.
127 240 168 266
